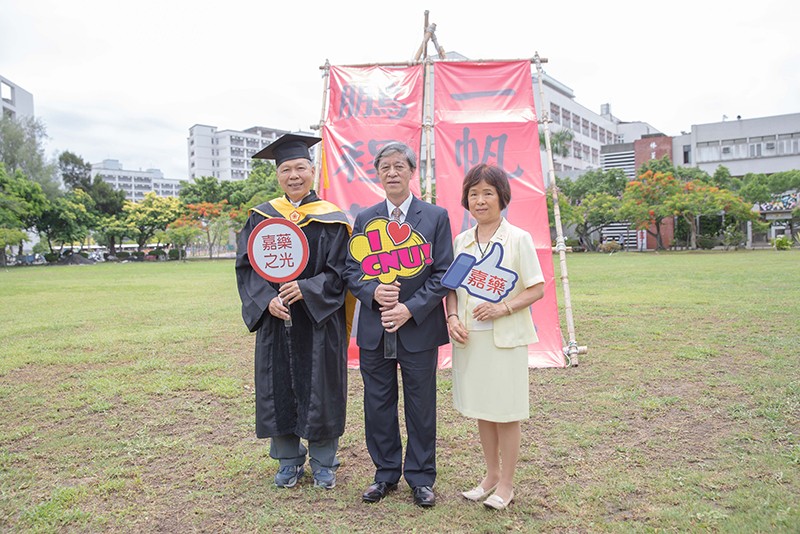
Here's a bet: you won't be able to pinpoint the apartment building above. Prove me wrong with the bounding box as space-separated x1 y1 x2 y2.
187 124 290 182
1 75 34 121
92 159 182 201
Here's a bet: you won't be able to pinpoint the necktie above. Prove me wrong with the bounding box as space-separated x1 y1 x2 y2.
391 207 402 222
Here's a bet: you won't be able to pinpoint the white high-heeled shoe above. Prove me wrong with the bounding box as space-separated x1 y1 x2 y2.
461 483 498 501
483 490 514 510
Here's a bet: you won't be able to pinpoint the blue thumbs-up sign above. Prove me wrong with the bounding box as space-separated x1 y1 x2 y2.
441 243 518 303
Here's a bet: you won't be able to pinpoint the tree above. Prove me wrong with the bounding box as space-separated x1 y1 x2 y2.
123 193 183 252
619 171 682 250
178 176 227 205
163 216 202 261
59 151 92 191
767 170 800 194
186 200 234 259
564 192 621 251
86 175 127 254
36 189 96 253
0 163 48 264
664 182 730 249
711 165 733 190
0 115 60 200
559 168 628 200
736 173 771 205
93 214 132 257
0 228 27 267
638 155 676 176
228 160 282 234
540 127 575 159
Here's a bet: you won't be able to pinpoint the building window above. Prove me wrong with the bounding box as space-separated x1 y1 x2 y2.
591 124 598 140
0 81 12 102
683 145 691 164
550 103 560 124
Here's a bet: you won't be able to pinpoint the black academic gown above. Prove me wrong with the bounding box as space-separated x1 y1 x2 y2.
235 192 350 441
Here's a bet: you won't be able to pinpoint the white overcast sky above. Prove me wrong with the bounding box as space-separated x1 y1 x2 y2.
2 0 797 180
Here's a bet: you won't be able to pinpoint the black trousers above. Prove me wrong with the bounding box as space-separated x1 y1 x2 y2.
359 343 438 488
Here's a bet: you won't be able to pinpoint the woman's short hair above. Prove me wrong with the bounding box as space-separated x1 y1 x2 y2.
461 164 512 210
373 142 417 172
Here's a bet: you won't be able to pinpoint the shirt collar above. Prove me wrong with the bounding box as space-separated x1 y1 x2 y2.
386 194 413 219
464 217 510 247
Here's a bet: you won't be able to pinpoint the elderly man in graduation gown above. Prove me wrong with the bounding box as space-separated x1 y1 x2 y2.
235 134 351 490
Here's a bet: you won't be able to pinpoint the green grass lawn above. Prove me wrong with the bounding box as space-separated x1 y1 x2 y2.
1 251 798 533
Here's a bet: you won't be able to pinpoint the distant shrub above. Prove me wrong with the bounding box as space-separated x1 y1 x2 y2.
168 249 183 260
771 235 792 251
78 251 89 259
696 234 717 250
599 241 621 253
131 251 145 260
722 224 744 251
44 252 59 263
149 248 166 257
116 251 130 260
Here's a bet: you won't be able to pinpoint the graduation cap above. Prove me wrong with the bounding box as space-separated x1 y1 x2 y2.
252 133 321 167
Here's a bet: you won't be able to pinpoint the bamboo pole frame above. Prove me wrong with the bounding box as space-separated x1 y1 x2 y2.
311 59 331 192
311 14 585 367
533 52 586 366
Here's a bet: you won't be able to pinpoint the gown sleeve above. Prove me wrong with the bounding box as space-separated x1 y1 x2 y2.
235 213 279 332
296 222 349 325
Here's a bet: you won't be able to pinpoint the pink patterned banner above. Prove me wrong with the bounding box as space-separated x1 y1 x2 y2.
321 65 424 223
320 65 425 368
433 61 565 368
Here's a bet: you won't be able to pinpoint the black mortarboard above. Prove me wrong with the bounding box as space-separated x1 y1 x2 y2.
252 133 321 166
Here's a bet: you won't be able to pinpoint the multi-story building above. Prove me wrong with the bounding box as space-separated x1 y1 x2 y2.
187 124 290 182
533 74 661 183
1 75 34 121
672 113 800 176
92 159 182 201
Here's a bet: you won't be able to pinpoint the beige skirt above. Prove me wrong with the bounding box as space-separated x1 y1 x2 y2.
451 329 530 422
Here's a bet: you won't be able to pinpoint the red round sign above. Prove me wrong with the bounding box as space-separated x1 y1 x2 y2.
246 218 310 283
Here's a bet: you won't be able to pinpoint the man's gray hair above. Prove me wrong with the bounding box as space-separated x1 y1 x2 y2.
373 142 417 172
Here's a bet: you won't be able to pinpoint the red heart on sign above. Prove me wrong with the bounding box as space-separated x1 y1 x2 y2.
387 220 412 246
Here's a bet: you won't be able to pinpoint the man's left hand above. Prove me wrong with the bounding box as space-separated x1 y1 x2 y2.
380 303 411 333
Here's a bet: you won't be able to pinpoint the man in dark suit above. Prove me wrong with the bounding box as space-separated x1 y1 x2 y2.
344 142 453 508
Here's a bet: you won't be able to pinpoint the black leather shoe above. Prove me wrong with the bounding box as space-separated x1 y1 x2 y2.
362 481 398 503
412 485 436 508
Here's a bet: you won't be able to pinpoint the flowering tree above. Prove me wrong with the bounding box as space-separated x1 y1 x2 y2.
619 171 681 250
186 200 235 259
163 216 202 261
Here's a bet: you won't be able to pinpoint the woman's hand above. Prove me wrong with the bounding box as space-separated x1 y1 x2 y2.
471 302 507 322
447 315 469 344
